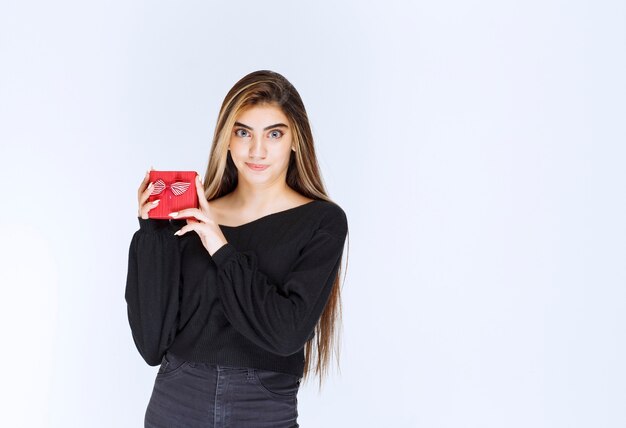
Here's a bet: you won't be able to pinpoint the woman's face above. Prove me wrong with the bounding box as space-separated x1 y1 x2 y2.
228 103 294 187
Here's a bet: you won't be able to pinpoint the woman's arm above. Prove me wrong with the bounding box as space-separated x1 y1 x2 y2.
125 218 182 366
211 208 348 357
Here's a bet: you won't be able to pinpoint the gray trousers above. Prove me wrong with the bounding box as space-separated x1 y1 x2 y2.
144 351 301 427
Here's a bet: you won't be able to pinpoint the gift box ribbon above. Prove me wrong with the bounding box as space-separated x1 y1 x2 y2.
150 179 191 196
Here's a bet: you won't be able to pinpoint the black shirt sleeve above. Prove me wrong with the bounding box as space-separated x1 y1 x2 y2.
210 207 348 357
124 217 182 366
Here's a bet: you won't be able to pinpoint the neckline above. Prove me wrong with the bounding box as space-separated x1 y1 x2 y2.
217 200 319 229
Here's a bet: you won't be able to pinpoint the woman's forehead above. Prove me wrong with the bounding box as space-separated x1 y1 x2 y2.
237 103 287 123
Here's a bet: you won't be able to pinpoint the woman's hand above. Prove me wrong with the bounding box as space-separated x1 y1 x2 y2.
137 169 159 219
170 175 229 256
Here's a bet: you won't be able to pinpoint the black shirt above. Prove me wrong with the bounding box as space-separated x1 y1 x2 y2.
125 199 348 377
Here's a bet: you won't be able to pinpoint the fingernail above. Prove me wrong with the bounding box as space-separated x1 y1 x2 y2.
152 200 160 205
169 212 178 217
148 182 153 188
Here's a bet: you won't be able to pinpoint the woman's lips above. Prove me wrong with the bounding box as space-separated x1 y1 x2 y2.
246 162 269 171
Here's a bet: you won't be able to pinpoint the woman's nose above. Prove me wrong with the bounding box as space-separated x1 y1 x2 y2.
249 136 267 158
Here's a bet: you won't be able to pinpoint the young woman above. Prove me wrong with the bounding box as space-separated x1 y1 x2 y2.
125 70 349 427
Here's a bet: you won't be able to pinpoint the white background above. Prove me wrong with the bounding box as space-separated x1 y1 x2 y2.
1 0 625 427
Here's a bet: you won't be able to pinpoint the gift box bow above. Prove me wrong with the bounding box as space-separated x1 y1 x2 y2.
150 179 191 197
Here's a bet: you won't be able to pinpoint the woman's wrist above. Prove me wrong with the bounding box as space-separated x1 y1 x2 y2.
208 238 229 257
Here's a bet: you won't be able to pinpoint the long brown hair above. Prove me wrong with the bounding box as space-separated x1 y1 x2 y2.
202 70 350 388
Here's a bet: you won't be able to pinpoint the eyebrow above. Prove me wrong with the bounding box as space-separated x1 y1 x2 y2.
234 121 289 131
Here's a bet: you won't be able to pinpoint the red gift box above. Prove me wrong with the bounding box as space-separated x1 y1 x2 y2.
148 171 199 219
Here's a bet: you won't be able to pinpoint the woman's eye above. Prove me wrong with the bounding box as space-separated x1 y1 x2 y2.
235 129 249 138
269 130 283 139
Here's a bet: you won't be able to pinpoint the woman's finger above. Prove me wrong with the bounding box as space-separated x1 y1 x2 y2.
139 181 154 205
137 170 150 197
195 175 211 211
169 208 209 223
173 222 200 236
140 199 160 219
